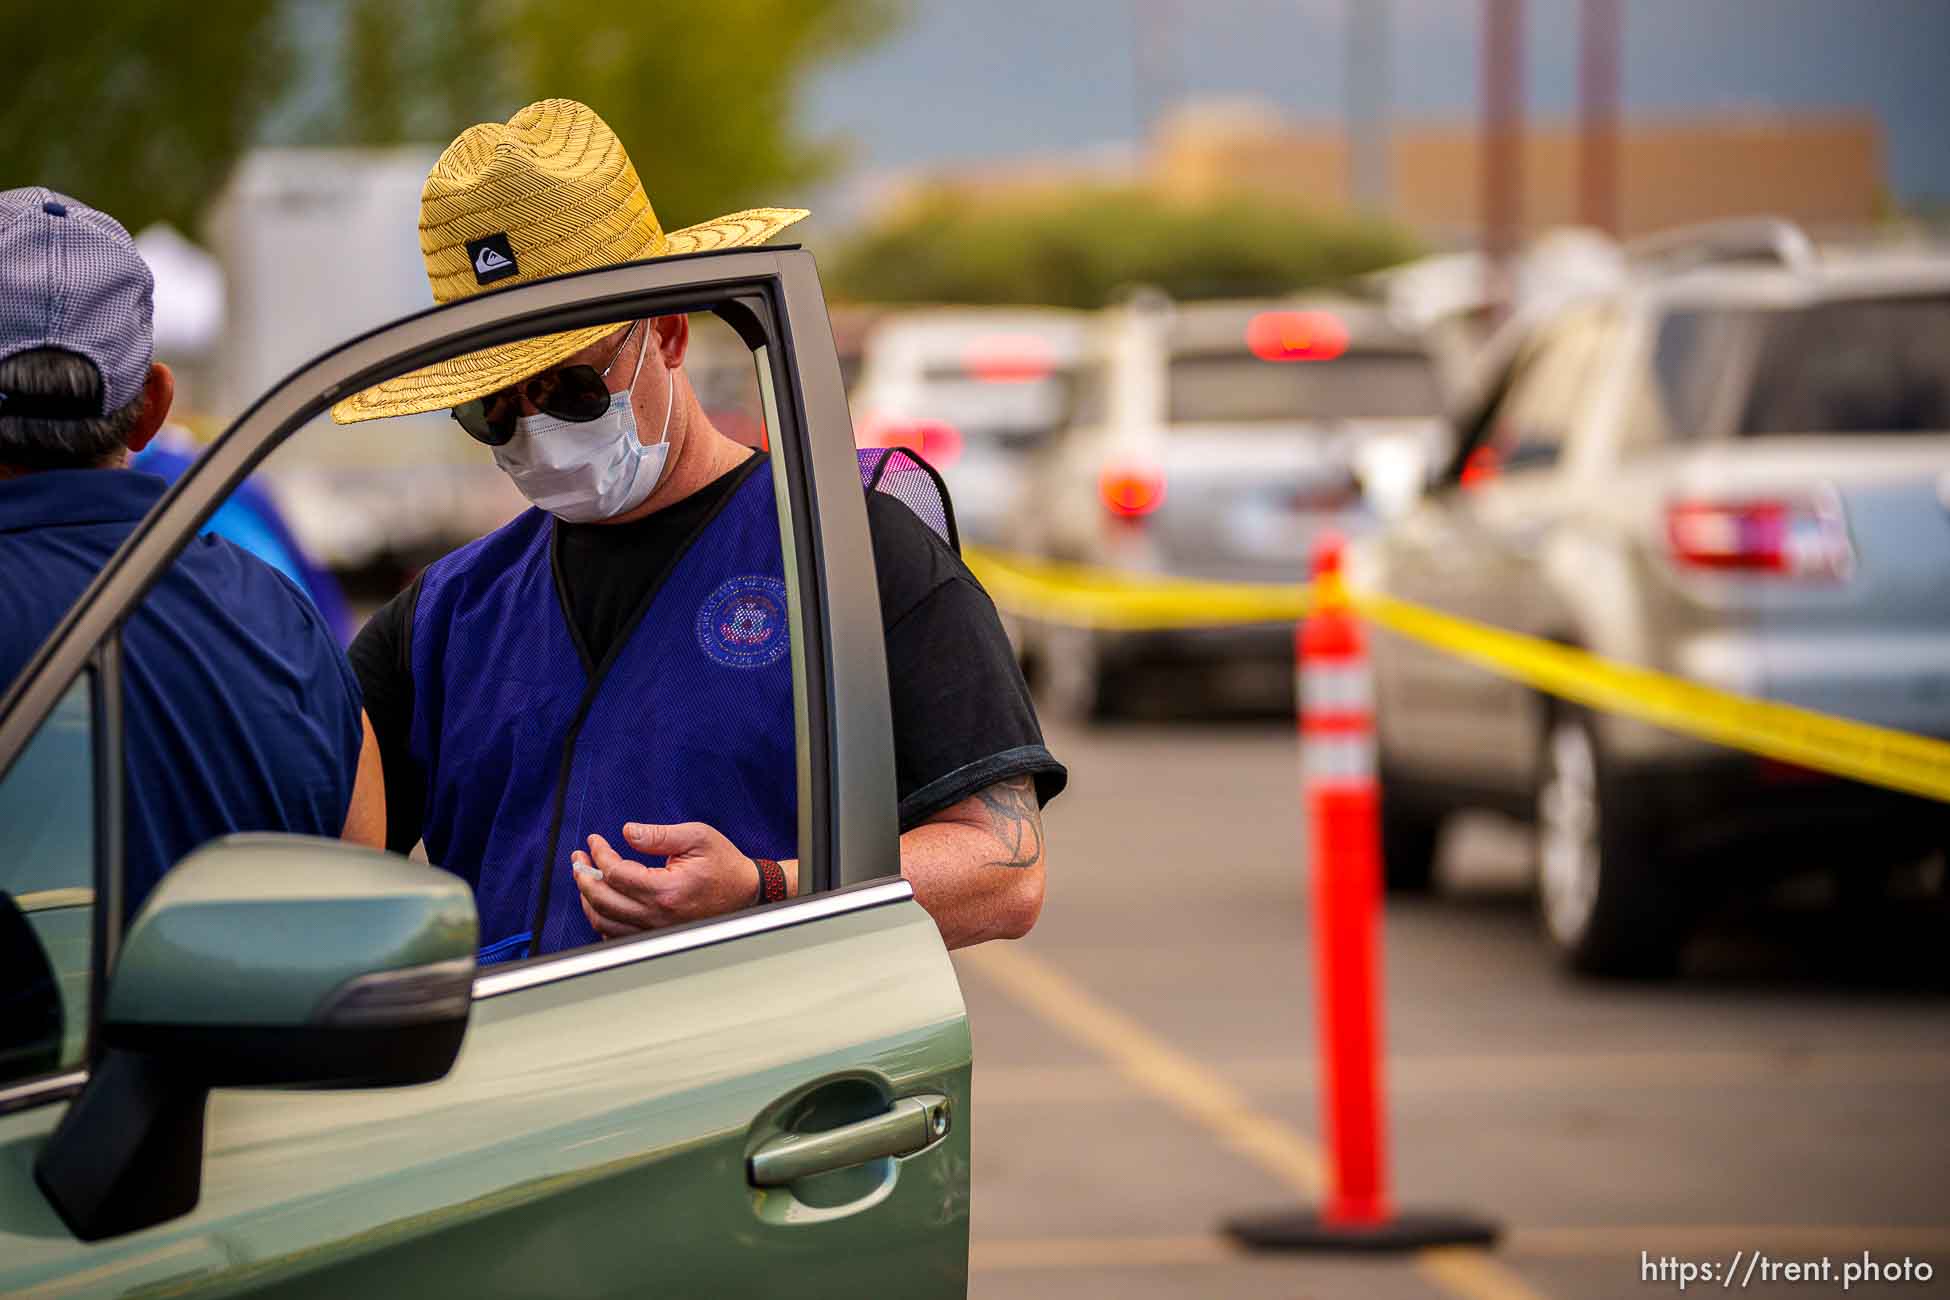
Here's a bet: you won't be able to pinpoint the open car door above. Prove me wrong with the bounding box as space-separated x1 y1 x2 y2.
0 249 972 1297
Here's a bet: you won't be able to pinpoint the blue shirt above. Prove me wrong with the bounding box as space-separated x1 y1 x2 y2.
0 469 364 916
131 443 355 643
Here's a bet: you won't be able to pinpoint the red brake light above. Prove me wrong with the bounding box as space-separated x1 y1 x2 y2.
1459 444 1501 489
1100 465 1166 519
916 420 964 467
1246 311 1350 363
963 334 1055 384
1665 496 1852 580
858 414 963 469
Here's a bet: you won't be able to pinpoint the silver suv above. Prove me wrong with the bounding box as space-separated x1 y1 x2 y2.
1356 222 1950 976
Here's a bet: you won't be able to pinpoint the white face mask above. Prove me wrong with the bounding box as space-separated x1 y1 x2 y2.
492 335 674 523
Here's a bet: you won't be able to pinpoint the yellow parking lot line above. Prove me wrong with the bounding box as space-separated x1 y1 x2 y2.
1419 1245 1551 1300
959 944 1549 1300
960 944 1326 1194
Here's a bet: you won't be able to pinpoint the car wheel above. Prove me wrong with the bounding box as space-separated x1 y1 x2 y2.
1378 769 1443 894
1534 709 1688 978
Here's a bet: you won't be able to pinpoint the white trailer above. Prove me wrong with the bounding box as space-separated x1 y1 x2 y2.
205 148 525 567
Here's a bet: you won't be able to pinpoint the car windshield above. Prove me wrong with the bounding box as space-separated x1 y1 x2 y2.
1737 293 1950 436
1166 350 1442 425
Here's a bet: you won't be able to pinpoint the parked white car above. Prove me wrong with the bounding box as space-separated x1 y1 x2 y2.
850 308 1087 546
1011 292 1449 718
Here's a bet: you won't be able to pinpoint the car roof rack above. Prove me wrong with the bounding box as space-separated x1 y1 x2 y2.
1625 218 1817 277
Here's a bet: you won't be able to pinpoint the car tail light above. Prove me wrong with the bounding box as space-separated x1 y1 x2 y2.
1100 464 1166 519
1665 494 1853 580
1246 310 1350 362
858 415 964 469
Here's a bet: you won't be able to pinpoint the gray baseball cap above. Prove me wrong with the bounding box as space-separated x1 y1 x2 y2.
0 186 155 418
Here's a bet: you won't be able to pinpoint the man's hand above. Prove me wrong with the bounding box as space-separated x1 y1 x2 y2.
573 821 758 939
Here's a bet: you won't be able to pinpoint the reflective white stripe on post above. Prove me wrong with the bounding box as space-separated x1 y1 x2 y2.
1304 732 1378 782
1302 662 1375 719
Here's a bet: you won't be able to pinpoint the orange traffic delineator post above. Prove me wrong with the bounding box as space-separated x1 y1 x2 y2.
1224 533 1498 1253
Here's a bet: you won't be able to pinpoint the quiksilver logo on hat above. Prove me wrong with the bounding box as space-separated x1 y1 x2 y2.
466 233 520 285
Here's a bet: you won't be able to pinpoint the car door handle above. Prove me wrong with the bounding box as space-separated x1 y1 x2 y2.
748 1093 951 1187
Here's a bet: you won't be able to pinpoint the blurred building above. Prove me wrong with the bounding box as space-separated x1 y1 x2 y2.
869 142 1141 215
133 223 225 422
206 148 441 425
881 99 1886 242
202 148 527 568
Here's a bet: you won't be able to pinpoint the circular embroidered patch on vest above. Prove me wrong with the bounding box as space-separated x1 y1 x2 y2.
696 575 790 669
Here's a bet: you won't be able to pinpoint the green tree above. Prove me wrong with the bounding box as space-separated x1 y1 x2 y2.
828 186 1421 309
322 0 901 229
7 0 899 238
1 0 290 233
318 0 513 149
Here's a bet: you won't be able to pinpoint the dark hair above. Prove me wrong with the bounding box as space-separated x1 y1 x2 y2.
0 349 146 469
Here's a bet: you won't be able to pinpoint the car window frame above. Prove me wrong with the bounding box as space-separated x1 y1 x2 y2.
1437 299 1611 488
0 660 110 1113
1494 302 1611 469
0 246 902 1109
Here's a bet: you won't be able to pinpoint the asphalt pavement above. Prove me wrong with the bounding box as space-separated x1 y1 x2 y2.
954 721 1950 1300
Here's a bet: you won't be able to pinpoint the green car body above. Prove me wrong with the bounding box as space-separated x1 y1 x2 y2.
0 251 974 1296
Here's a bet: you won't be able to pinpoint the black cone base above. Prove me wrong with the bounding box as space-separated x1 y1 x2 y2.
1224 1207 1500 1253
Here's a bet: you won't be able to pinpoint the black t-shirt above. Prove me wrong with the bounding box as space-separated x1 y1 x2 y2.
348 451 1065 857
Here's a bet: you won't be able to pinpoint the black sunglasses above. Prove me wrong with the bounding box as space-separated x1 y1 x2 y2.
451 320 642 446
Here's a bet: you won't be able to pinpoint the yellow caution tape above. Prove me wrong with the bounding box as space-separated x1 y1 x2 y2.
966 546 1950 804
963 546 1311 630
1351 591 1950 805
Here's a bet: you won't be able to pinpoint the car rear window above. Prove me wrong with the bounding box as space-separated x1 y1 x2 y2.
1738 294 1950 436
1166 350 1441 425
915 365 1075 444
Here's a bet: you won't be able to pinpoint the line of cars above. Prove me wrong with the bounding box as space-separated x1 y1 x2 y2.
838 219 1949 978
844 293 1454 720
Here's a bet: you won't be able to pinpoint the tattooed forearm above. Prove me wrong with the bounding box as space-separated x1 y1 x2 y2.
972 776 1044 869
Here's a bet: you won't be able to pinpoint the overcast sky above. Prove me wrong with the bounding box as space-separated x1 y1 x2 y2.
803 0 1950 208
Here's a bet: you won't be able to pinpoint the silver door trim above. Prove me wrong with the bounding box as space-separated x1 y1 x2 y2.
470 877 915 1001
0 880 918 1112
0 1069 86 1117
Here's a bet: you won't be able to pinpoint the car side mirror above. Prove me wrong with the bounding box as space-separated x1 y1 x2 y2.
34 836 478 1242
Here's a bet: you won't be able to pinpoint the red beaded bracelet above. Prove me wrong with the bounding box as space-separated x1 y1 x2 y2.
753 857 788 905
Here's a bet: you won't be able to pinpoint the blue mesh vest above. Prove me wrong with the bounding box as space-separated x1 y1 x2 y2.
409 460 796 961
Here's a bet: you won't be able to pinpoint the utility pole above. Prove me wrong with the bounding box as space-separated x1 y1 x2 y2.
1482 0 1525 312
1345 0 1391 212
1577 0 1621 235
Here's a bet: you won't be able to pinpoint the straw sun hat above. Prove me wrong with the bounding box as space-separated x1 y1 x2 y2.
331 98 807 424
